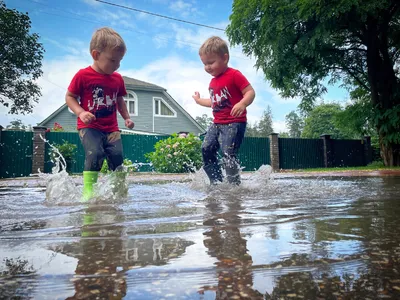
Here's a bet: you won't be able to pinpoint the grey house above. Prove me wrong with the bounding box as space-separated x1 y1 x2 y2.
38 76 204 135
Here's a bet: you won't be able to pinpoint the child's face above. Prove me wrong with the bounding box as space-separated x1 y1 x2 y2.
200 52 228 77
92 48 125 75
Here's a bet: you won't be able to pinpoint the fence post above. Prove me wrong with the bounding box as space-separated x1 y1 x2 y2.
320 134 333 168
32 126 48 174
363 136 372 165
269 133 280 170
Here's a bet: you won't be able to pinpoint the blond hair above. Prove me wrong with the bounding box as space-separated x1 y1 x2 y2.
89 27 126 53
199 36 229 58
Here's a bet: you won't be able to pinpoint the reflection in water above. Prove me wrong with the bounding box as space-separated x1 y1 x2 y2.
201 194 264 299
0 257 38 298
65 206 127 299
3 176 400 298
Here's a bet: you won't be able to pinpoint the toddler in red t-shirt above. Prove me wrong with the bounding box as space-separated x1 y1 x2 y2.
193 36 256 185
65 27 134 200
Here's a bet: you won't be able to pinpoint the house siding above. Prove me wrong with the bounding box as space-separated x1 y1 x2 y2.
40 88 203 135
41 107 77 131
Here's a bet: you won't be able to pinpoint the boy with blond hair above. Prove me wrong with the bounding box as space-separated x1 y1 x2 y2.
193 36 255 185
66 27 134 200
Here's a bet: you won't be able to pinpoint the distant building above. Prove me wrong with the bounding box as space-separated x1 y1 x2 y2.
38 76 204 135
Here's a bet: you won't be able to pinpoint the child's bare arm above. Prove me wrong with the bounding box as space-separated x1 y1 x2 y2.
117 96 134 129
65 91 95 124
192 91 212 107
230 85 255 117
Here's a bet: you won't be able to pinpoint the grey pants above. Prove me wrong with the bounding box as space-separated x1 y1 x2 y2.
202 122 246 184
79 128 123 172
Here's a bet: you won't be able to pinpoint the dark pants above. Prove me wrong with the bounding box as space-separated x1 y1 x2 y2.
79 128 123 172
202 122 246 184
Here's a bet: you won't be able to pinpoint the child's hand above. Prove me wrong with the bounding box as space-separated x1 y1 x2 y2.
231 102 247 117
125 118 134 129
192 91 201 103
79 111 96 124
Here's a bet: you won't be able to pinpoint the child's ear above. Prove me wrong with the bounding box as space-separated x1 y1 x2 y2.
223 53 229 64
91 50 100 60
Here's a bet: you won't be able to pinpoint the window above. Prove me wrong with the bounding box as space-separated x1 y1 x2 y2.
154 97 176 117
124 91 138 116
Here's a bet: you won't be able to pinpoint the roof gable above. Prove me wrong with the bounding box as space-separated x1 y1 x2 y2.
122 76 165 91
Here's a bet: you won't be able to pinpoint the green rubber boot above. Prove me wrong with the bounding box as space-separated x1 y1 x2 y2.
81 212 94 237
82 171 99 202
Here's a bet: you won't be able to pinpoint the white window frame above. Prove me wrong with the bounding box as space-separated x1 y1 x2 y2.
124 91 138 116
153 97 177 118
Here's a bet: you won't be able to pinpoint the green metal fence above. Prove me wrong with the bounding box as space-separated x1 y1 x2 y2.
0 130 371 179
0 131 33 178
238 137 270 171
279 138 324 169
44 132 169 173
121 135 169 171
331 139 365 167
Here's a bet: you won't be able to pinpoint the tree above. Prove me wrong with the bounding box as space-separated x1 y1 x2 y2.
0 1 44 114
335 89 377 139
6 119 27 130
279 132 290 138
258 105 274 136
245 121 259 137
301 103 352 139
195 114 213 131
285 111 304 138
227 0 400 165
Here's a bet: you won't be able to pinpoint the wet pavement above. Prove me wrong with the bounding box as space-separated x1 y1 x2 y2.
1 170 400 299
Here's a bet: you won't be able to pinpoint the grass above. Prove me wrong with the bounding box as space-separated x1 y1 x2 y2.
285 161 400 173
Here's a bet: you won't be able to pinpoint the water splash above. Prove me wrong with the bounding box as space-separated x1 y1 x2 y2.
38 137 81 203
39 136 130 204
189 164 273 194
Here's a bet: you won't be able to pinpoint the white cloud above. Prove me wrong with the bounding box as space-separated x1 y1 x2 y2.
0 22 296 130
169 0 198 18
273 120 287 133
0 54 91 127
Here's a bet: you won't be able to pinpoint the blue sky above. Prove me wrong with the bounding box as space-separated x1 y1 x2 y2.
2 0 349 132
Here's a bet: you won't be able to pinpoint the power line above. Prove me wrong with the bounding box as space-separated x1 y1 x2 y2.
93 0 226 32
18 0 250 60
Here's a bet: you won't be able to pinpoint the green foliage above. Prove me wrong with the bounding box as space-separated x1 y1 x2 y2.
374 105 400 145
285 111 304 138
366 161 385 168
246 105 274 137
50 140 77 163
195 114 213 131
145 133 202 173
6 119 31 131
0 1 44 114
100 158 137 174
279 132 290 138
301 103 352 139
226 0 400 165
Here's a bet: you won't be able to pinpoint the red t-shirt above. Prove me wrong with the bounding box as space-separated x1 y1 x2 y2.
209 67 250 124
68 66 127 132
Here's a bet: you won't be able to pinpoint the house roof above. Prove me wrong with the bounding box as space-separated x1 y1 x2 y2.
38 75 204 133
122 76 165 91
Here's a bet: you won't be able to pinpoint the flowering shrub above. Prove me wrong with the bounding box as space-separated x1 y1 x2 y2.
145 133 202 173
52 122 64 132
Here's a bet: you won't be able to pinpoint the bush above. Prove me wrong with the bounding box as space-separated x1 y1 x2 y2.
145 133 202 173
50 140 77 173
100 158 137 174
366 161 385 168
